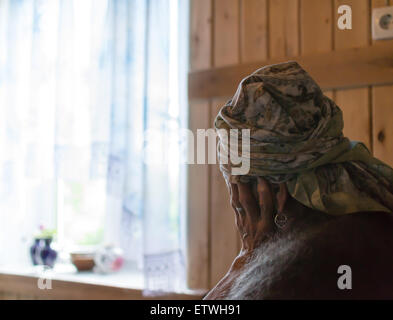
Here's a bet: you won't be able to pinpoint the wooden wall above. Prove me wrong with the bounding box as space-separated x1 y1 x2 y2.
187 0 393 290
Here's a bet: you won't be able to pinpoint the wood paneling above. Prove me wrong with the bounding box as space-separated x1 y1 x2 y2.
334 0 370 48
334 0 371 150
269 0 299 58
209 97 239 288
190 0 213 71
187 100 211 290
241 0 268 62
373 85 393 167
214 0 240 67
188 0 213 290
188 0 393 291
336 88 371 148
300 0 333 54
189 42 393 99
372 0 390 7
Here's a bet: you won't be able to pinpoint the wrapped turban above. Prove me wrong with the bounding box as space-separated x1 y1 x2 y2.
215 61 393 215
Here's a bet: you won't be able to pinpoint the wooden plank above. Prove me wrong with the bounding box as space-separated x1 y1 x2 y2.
0 273 204 300
372 0 390 6
334 0 371 150
187 100 211 290
335 0 370 48
188 0 213 290
214 0 240 67
269 0 299 58
190 0 213 71
210 97 239 288
336 88 371 148
300 0 333 54
188 42 393 99
372 85 393 167
240 0 268 63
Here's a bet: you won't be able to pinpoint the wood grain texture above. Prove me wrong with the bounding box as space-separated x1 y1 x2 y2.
300 0 333 54
188 1 213 290
336 88 371 148
372 0 390 7
189 42 393 99
214 0 240 67
190 0 213 71
240 0 268 62
269 0 299 58
187 100 211 290
334 0 370 48
334 0 371 150
209 97 239 288
372 85 393 167
0 274 204 300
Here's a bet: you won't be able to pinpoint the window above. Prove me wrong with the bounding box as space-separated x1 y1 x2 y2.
0 0 189 292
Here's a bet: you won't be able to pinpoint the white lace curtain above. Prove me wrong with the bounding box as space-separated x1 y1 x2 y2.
0 0 188 293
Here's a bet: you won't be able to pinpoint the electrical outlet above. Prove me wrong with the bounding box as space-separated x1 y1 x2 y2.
372 6 393 40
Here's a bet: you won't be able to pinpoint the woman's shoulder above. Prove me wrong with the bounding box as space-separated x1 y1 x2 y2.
314 211 393 244
260 211 393 299
298 211 393 299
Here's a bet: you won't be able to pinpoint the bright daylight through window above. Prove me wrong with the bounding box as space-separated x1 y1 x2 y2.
0 0 188 292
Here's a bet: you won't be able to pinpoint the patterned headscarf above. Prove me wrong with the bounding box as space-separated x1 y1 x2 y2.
215 61 393 215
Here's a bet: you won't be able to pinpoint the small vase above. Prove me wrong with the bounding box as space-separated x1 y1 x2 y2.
40 238 57 268
30 239 41 265
30 238 57 268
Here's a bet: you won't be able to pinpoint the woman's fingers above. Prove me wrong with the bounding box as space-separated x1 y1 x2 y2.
237 182 260 227
229 179 283 250
257 177 275 232
257 178 274 216
276 182 288 213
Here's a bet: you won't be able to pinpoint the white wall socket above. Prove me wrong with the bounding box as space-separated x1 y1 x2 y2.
372 6 393 40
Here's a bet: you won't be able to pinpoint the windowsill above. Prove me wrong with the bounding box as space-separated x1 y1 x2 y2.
0 264 206 300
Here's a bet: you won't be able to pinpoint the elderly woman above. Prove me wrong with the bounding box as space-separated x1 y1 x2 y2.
205 62 393 300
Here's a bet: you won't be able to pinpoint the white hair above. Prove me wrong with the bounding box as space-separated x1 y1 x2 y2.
226 229 310 300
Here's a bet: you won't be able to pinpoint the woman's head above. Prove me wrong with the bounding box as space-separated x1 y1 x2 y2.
215 61 346 184
215 61 393 216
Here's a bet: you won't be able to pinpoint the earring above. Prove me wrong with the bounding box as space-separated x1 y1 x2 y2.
274 211 287 229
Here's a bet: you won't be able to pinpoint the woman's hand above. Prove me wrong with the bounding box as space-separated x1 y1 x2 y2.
204 178 288 299
228 178 289 254
228 177 276 253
